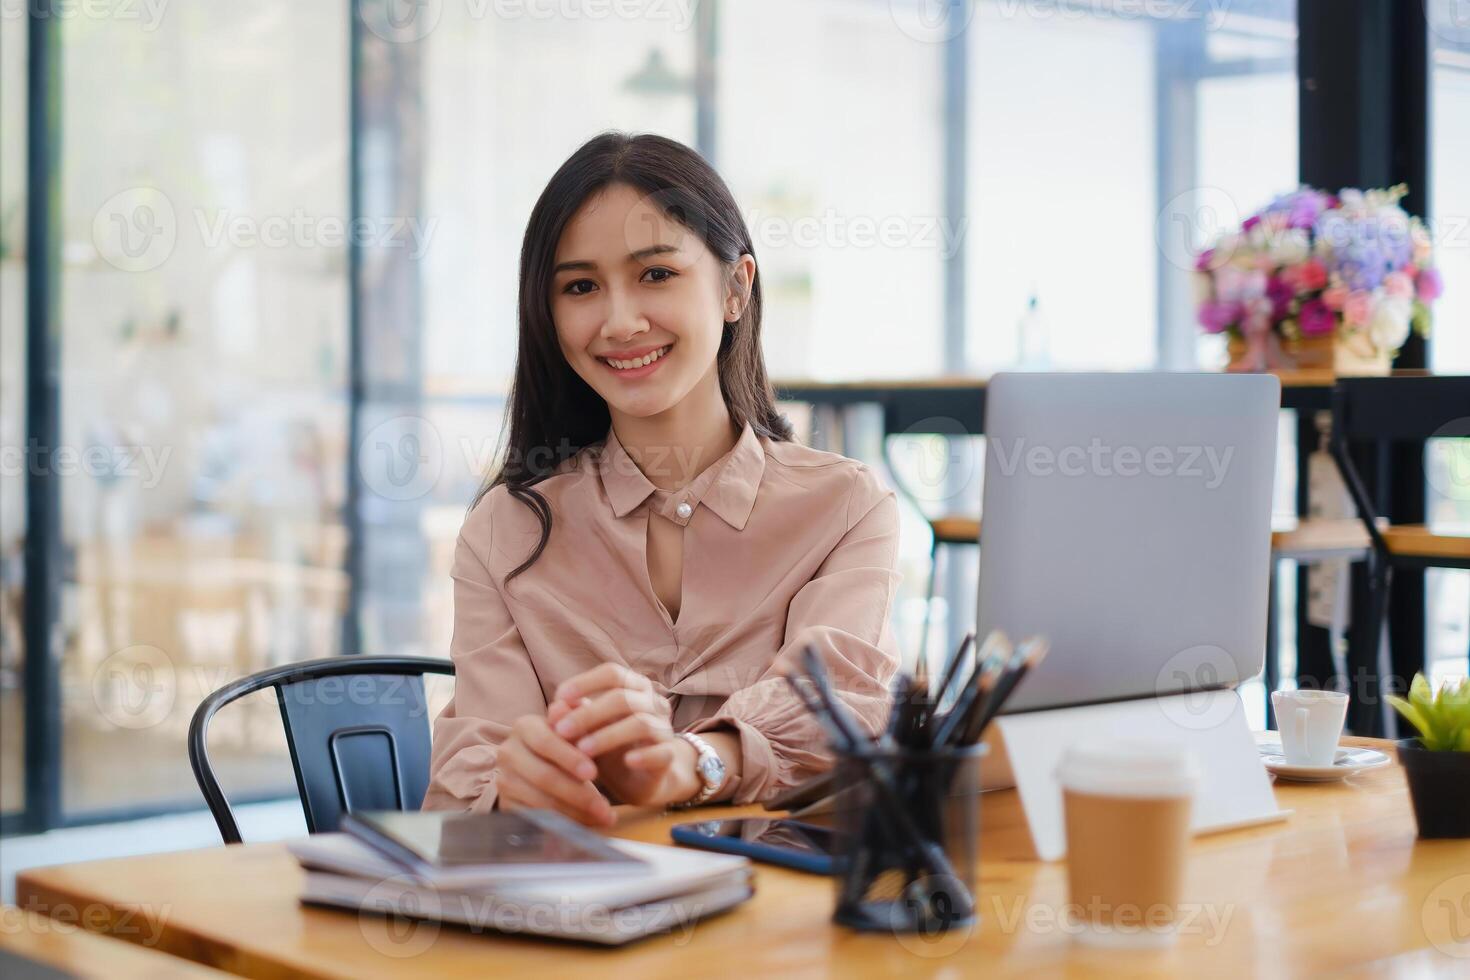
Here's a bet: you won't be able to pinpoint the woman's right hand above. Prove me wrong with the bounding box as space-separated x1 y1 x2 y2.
496 713 615 827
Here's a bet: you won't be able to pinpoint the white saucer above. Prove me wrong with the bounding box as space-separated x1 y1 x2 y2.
1258 743 1392 782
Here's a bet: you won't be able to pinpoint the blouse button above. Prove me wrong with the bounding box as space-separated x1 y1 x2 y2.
675 501 693 520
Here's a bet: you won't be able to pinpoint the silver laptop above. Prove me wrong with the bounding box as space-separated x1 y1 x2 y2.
976 372 1280 714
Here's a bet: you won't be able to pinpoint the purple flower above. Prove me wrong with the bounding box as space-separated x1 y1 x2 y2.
1417 267 1444 303
1266 275 1295 319
1298 299 1336 337
1198 299 1239 334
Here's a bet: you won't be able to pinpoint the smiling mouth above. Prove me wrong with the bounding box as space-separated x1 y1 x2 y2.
599 344 674 372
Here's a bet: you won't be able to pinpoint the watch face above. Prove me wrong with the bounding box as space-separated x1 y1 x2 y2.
698 753 726 786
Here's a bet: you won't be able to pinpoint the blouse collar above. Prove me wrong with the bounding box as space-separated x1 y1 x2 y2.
597 419 766 531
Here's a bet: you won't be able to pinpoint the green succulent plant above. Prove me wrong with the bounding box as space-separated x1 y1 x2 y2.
1388 674 1470 752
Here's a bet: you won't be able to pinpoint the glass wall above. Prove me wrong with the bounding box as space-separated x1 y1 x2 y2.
966 1 1298 373
1 13 26 818
718 0 946 381
1 1 1459 831
56 4 350 813
391 3 702 671
1427 7 1470 683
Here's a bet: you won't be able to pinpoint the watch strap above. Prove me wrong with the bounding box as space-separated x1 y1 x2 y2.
674 731 723 807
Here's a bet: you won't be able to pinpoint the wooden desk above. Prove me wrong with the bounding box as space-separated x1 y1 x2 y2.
0 906 231 978
15 739 1470 977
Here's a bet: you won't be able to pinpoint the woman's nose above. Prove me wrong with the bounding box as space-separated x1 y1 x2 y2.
600 289 649 341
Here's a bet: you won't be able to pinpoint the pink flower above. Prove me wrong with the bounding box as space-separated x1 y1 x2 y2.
1383 271 1414 300
1322 284 1349 311
1284 258 1328 292
1417 267 1444 303
1197 300 1239 334
1298 299 1337 337
1266 275 1295 318
1343 291 1373 327
1241 297 1273 336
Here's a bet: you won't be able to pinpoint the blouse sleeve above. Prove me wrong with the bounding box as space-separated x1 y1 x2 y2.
422 503 548 813
687 466 902 804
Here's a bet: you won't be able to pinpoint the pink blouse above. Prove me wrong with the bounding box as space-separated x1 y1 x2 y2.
423 419 902 810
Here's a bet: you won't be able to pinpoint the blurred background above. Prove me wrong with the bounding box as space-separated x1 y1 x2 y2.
0 0 1466 881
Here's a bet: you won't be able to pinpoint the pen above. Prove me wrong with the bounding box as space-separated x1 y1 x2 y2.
931 632 1011 748
965 638 1049 743
933 630 976 714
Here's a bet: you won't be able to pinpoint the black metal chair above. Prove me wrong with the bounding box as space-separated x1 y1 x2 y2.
1330 376 1470 736
188 655 455 844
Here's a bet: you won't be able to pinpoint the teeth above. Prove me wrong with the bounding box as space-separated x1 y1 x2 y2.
605 345 670 371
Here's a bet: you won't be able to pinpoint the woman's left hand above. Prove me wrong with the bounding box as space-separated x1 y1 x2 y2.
549 664 701 807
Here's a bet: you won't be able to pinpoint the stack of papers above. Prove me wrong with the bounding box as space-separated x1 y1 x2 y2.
289 830 754 946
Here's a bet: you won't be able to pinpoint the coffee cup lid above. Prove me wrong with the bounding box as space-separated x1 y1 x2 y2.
1055 737 1199 799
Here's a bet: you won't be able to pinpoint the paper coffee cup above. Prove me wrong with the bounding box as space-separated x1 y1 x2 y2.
1056 738 1198 948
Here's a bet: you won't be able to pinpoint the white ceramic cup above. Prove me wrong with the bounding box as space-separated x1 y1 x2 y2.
1271 689 1349 767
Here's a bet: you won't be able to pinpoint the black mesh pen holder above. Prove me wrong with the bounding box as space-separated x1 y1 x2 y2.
829 742 986 934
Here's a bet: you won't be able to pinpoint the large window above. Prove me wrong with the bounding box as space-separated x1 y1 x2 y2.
2 1 1461 834
1431 17 1470 375
967 1 1297 373
389 5 702 667
1427 8 1470 683
718 0 946 381
56 5 350 814
1 13 26 818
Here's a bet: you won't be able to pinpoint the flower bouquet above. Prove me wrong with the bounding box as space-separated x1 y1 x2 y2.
1195 186 1441 374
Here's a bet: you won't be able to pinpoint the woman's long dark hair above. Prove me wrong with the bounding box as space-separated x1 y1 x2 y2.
475 131 794 583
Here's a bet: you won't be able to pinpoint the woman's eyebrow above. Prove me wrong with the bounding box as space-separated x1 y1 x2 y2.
553 243 681 276
629 243 679 261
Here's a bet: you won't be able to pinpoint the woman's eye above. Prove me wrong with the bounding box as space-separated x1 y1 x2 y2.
563 279 597 296
642 267 677 284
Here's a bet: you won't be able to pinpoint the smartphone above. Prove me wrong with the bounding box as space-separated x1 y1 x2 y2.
670 817 840 875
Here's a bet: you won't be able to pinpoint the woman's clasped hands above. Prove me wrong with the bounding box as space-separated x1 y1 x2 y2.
495 664 700 826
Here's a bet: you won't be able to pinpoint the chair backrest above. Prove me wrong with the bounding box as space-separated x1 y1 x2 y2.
188 655 454 844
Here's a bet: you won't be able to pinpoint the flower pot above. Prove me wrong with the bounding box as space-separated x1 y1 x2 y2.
1331 331 1393 376
1225 333 1392 375
1396 739 1470 839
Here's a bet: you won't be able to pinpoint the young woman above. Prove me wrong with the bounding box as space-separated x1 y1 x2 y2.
423 132 901 826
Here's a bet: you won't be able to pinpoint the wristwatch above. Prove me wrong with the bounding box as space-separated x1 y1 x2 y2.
674 732 727 808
